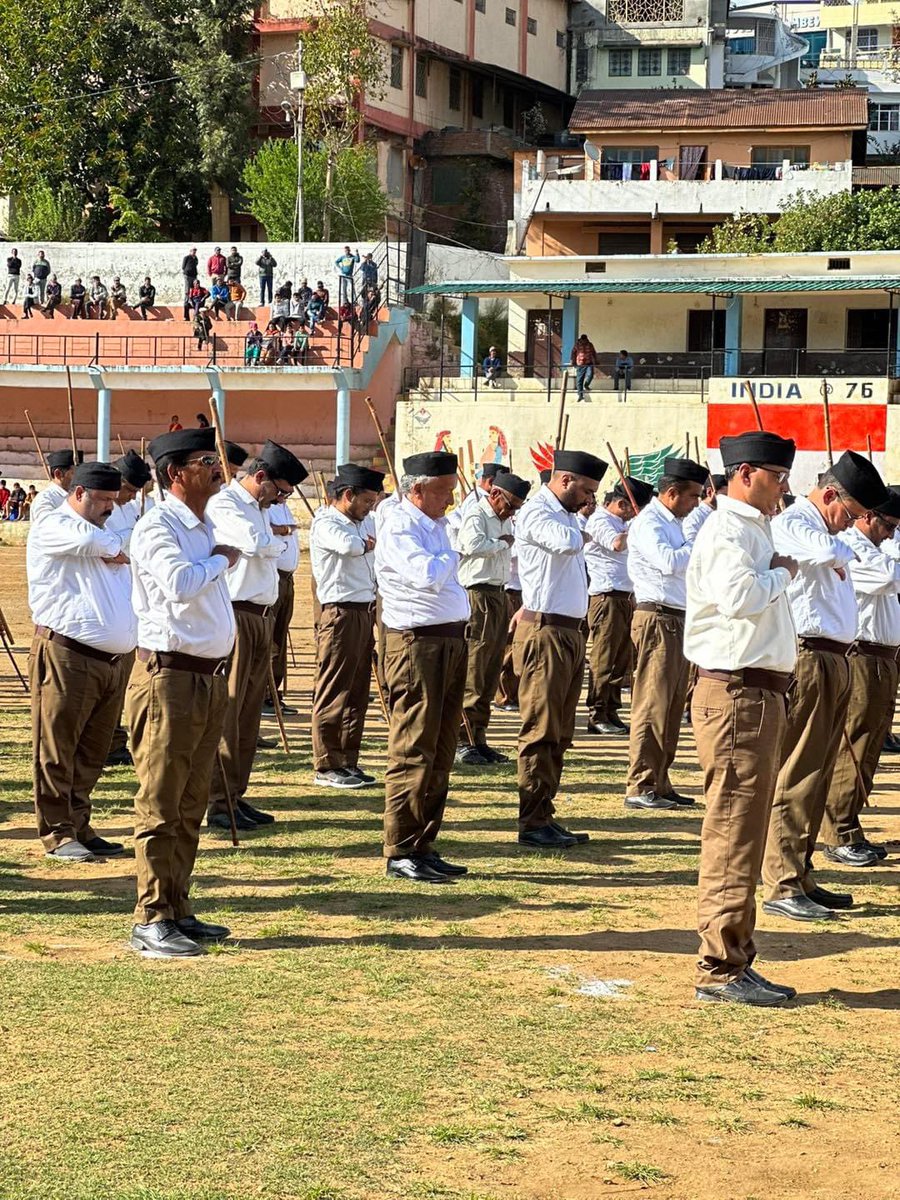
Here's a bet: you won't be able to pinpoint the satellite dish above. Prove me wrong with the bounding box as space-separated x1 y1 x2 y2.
584 140 600 161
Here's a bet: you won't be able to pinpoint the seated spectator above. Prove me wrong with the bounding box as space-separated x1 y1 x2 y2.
0 479 9 518
169 415 183 431
315 280 330 311
7 482 26 520
360 283 381 329
69 278 87 319
270 292 291 331
109 277 127 317
89 276 110 319
137 277 156 320
42 275 62 318
192 308 213 350
275 279 292 302
22 274 38 318
228 278 246 322
209 277 229 319
482 346 503 388
196 413 210 428
338 299 355 325
360 252 378 289
614 349 634 392
184 279 209 320
290 327 310 365
296 278 312 309
244 322 263 366
307 288 326 333
23 484 37 520
290 286 308 322
262 322 281 365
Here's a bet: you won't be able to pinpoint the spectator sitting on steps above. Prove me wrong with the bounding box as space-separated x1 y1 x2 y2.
209 277 229 319
270 291 291 331
227 277 246 322
315 280 330 311
42 275 62 318
69 278 87 319
22 274 38 318
89 276 110 319
110 277 127 318
244 322 263 365
483 346 503 388
614 349 634 396
137 277 156 320
184 279 209 320
307 288 326 334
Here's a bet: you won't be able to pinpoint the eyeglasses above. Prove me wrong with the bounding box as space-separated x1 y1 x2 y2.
752 465 790 485
187 454 220 468
267 478 293 499
836 496 866 524
875 513 899 534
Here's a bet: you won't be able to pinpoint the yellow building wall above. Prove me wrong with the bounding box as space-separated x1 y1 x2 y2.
589 46 708 90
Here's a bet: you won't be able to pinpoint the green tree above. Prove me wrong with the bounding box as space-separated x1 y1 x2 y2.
10 179 90 241
701 189 900 254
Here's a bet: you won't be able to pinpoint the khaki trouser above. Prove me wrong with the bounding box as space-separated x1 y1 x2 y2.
693 676 787 986
29 632 130 850
127 656 227 923
270 570 295 697
108 649 136 755
311 604 374 771
383 629 467 858
208 608 273 816
763 646 851 900
462 585 508 743
626 608 689 798
514 617 586 830
586 591 633 725
495 588 522 706
374 592 388 697
823 650 898 847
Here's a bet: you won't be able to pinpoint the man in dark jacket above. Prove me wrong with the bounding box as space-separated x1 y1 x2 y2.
32 251 51 302
256 249 277 305
4 248 22 304
226 246 243 283
182 247 199 305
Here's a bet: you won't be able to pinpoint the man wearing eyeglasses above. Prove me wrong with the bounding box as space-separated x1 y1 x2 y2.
820 489 900 867
206 439 308 832
762 450 889 923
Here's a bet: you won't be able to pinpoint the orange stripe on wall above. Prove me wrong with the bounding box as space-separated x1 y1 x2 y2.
707 403 887 452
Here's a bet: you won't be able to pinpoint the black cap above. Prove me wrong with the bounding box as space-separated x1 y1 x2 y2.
225 440 248 468
710 473 727 491
402 451 458 477
491 471 531 501
719 431 796 471
258 439 308 486
663 456 708 485
539 468 552 484
47 449 80 471
72 461 122 491
616 476 654 508
875 487 900 519
148 427 217 460
553 450 608 484
831 449 888 510
336 462 386 492
113 449 151 488
481 462 507 480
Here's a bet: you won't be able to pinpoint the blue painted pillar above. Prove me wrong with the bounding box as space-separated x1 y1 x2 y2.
96 386 111 461
724 295 742 377
461 297 478 379
561 295 579 365
335 383 351 464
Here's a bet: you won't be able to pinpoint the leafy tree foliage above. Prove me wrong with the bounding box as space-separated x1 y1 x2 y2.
701 189 900 254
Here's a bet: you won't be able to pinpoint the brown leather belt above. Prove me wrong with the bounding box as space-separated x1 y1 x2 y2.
394 621 467 639
232 600 270 617
598 589 633 599
35 626 125 665
278 569 294 578
799 636 853 657
467 583 506 592
854 640 900 662
635 601 685 617
323 600 375 612
521 609 587 632
698 667 794 695
138 647 228 676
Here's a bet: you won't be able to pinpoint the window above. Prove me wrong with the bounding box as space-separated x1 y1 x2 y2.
638 48 662 76
556 30 566 48
472 76 484 119
668 48 690 75
870 103 900 131
801 30 827 69
575 34 589 82
432 164 465 206
847 308 896 349
415 54 427 98
828 258 851 270
687 310 727 353
506 7 516 25
390 45 404 90
527 16 537 34
857 27 878 51
386 145 405 198
475 0 485 10
448 66 461 111
751 144 810 166
602 145 658 164
609 49 633 76
597 231 652 255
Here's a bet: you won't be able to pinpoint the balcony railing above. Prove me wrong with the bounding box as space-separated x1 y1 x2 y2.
519 153 849 187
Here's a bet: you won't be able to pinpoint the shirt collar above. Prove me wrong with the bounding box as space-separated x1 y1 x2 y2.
795 494 828 531
401 494 437 532
231 478 260 511
162 492 204 530
651 495 678 523
717 494 768 524
540 483 566 513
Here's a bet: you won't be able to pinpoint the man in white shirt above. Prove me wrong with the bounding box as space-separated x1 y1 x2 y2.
457 471 530 765
206 439 306 832
27 461 135 863
128 428 239 958
683 473 726 543
584 476 653 735
513 449 607 849
625 456 706 810
266 494 301 718
310 462 384 788
375 450 471 883
494 517 522 711
30 449 80 524
762 450 889 922
821 489 900 866
686 431 800 1007
446 461 506 548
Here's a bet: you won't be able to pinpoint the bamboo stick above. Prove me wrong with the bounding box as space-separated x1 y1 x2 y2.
24 411 51 479
605 442 639 513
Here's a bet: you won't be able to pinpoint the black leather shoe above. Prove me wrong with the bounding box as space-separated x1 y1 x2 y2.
176 915 231 941
696 974 789 1007
130 919 203 958
744 964 797 999
256 736 277 749
386 856 453 883
105 747 133 767
455 745 490 766
587 720 626 735
822 843 879 867
882 732 900 753
550 820 590 844
207 810 257 832
606 714 629 733
479 744 510 764
81 836 125 857
518 824 577 849
861 837 888 861
762 894 833 921
237 799 275 825
806 884 853 910
662 789 696 807
423 851 468 876
624 792 676 811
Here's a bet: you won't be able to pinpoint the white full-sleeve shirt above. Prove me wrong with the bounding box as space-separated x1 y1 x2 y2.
685 495 797 673
29 482 68 525
106 497 141 555
627 496 691 608
375 495 469 629
584 507 632 594
207 479 286 606
772 496 857 643
682 499 714 544
457 496 512 588
840 524 900 646
130 493 235 660
27 501 137 655
310 506 377 604
515 484 587 619
269 500 300 573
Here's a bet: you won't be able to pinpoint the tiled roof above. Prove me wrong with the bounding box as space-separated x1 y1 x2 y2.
569 89 869 133
408 277 900 295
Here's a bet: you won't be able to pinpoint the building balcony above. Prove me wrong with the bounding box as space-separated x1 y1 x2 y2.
816 49 900 75
583 24 705 47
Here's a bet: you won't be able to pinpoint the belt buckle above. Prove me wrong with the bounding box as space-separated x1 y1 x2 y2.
214 659 228 677
109 653 122 665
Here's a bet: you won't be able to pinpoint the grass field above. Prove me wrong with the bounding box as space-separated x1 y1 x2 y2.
0 539 898 1200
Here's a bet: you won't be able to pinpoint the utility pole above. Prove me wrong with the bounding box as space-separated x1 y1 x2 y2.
290 39 308 243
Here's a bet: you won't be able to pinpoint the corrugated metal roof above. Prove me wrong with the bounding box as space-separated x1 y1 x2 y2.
408 277 900 295
569 89 869 133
